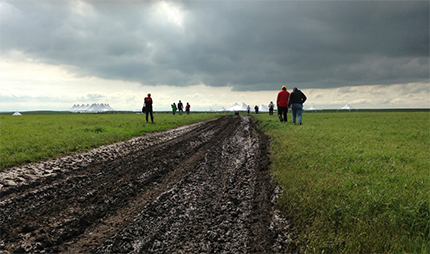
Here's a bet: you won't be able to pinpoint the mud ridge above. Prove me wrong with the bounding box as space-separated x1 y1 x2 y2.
0 115 291 253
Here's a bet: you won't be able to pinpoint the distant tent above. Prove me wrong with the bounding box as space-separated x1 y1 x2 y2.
217 107 227 112
226 102 248 111
81 104 91 112
207 108 214 112
226 103 247 111
69 103 115 113
12 111 22 116
68 104 78 112
87 103 114 113
104 103 115 111
259 104 269 112
238 103 249 111
69 103 90 113
306 104 322 112
337 104 358 112
226 103 240 111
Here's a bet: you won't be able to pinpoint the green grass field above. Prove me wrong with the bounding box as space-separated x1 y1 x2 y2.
1 111 429 252
0 112 222 169
254 111 429 253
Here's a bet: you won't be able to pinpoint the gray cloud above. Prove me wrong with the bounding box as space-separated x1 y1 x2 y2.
1 0 428 91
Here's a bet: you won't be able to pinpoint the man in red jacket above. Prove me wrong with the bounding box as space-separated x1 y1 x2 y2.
276 85 290 122
144 93 154 123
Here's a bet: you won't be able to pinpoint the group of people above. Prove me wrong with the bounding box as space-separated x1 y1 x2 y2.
276 85 307 125
143 85 306 125
246 105 261 114
143 95 192 123
245 85 306 125
171 100 191 115
246 102 275 115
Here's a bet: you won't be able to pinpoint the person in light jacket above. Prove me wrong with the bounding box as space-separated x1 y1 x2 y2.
268 101 275 115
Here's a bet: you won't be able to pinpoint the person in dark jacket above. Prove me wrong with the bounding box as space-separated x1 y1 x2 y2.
276 85 290 122
185 102 191 115
178 100 184 115
288 87 307 125
144 93 154 123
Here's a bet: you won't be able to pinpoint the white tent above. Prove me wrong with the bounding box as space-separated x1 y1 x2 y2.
239 103 249 111
226 103 238 111
68 104 79 112
12 111 22 116
69 103 115 113
226 102 248 111
306 104 322 112
337 103 357 112
217 107 227 112
81 104 91 112
87 103 114 113
69 103 90 113
259 104 269 112
104 103 115 111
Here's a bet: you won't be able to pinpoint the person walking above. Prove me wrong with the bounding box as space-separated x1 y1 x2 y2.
171 103 177 115
247 105 251 114
288 87 307 125
185 102 191 115
178 100 184 115
268 101 275 115
276 85 290 122
254 105 259 114
144 93 154 123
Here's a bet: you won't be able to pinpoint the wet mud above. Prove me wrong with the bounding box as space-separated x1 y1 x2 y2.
0 115 291 253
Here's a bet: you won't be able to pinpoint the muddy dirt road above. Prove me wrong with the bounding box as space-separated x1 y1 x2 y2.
0 115 290 253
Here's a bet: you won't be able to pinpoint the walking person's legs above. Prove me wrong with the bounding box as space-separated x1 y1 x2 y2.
278 107 285 122
297 104 303 124
291 104 297 124
283 108 288 122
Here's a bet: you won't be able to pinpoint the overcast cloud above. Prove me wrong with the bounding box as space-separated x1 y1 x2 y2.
0 0 428 111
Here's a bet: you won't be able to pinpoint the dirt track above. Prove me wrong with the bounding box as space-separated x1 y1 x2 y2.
0 115 291 253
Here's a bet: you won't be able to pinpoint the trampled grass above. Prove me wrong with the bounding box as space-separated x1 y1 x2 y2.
254 111 430 253
0 112 222 170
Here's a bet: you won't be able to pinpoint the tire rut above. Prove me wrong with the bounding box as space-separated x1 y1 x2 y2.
0 115 291 253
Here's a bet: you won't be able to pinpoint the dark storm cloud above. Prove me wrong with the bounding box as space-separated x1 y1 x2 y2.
1 0 428 91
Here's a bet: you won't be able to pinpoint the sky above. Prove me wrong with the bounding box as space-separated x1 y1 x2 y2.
1 0 429 112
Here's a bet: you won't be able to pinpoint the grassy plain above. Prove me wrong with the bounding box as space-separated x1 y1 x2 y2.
1 111 429 252
0 112 222 170
254 111 430 253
